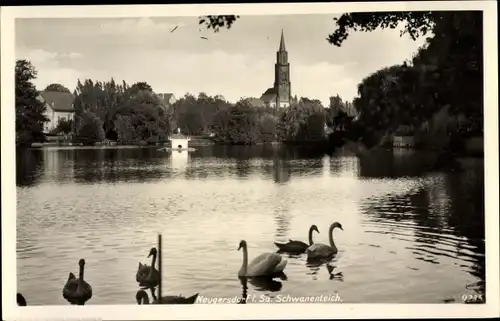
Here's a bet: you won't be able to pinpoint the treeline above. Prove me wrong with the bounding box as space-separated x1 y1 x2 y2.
14 60 175 147
332 11 484 150
206 12 484 152
15 58 347 147
172 94 331 145
71 79 173 145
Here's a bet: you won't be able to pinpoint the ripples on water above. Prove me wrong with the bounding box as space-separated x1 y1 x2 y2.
15 146 485 304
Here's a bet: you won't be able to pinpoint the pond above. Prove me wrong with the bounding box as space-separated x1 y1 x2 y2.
15 145 485 304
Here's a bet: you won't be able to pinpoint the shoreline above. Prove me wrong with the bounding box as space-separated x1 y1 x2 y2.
19 142 484 160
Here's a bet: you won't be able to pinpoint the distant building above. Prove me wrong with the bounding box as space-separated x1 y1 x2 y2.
259 30 292 108
243 97 266 108
157 93 177 107
38 91 75 133
214 95 226 101
169 128 191 150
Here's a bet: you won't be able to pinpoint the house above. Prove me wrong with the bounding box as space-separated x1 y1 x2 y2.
157 93 177 107
260 88 279 108
38 91 75 133
243 97 266 108
214 95 226 101
169 128 191 149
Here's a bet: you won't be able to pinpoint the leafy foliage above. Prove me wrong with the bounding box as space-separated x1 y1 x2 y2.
202 12 484 151
72 78 172 144
259 113 278 143
44 83 71 93
76 111 105 145
327 12 435 46
51 118 73 135
278 98 326 143
15 59 49 147
331 11 484 148
198 15 240 32
113 90 172 144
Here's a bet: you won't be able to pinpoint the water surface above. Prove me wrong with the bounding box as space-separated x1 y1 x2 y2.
16 145 485 304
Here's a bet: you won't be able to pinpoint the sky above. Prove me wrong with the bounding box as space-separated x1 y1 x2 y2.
15 15 426 106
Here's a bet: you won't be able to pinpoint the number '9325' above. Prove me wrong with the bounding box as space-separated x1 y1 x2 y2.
462 294 484 303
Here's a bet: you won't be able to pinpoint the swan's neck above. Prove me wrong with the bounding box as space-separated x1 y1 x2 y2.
78 265 84 282
308 227 315 245
240 247 248 276
329 226 337 250
149 253 157 278
151 253 157 269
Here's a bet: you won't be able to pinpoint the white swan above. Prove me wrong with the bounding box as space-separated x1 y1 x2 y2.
238 240 287 277
306 222 343 261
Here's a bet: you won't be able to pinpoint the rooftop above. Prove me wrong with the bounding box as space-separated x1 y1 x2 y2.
39 91 75 112
260 87 277 103
170 133 189 139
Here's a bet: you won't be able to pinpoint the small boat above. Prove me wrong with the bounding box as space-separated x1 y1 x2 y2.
157 147 196 152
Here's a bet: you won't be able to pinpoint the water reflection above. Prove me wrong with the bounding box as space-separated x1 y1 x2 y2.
238 277 248 304
360 161 485 300
17 146 330 187
171 150 189 172
357 149 441 179
273 158 292 184
16 149 44 187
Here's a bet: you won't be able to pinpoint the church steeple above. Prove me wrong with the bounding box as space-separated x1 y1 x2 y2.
274 29 291 108
279 29 286 52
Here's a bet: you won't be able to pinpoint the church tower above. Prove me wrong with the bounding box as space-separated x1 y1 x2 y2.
274 30 291 108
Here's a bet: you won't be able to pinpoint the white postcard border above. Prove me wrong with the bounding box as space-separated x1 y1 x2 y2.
1 1 498 320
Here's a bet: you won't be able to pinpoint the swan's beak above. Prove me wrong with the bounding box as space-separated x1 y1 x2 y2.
339 227 343 231
237 245 242 251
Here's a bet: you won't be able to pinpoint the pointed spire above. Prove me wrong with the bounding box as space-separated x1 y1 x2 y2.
279 29 286 52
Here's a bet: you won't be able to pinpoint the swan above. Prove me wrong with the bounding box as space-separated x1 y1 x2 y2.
17 293 27 306
136 247 160 289
238 240 287 277
306 222 343 261
135 290 199 304
62 259 93 305
274 224 320 253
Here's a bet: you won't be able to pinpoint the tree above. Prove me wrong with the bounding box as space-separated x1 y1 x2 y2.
211 99 260 145
326 12 435 46
259 114 278 143
198 15 240 32
328 11 483 132
73 78 129 139
278 98 326 142
172 92 232 136
114 90 172 144
44 83 71 93
15 59 49 147
203 11 483 140
126 82 153 97
114 115 135 144
76 111 105 145
51 118 73 135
